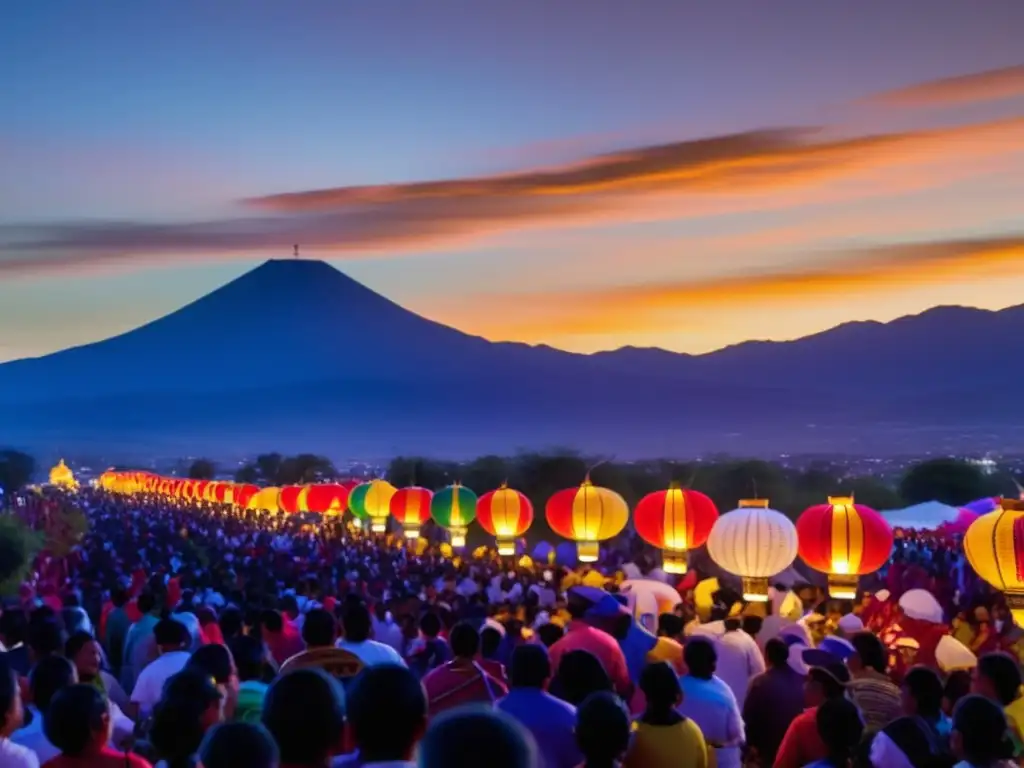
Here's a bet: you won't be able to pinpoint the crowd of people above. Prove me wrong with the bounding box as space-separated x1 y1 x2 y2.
0 488 1022 767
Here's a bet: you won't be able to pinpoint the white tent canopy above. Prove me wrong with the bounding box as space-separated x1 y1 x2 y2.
881 501 961 530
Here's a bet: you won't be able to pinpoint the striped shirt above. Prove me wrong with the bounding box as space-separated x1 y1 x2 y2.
847 671 902 732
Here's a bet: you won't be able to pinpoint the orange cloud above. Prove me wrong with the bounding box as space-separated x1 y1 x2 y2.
436 235 1024 341
865 64 1024 109
2 117 1023 277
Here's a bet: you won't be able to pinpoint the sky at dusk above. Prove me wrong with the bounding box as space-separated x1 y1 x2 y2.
2 0 1024 362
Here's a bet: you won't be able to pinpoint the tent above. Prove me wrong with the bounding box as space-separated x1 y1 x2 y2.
881 501 976 533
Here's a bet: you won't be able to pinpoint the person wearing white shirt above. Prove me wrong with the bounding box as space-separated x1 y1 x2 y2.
716 619 766 710
339 603 407 668
1 655 39 768
371 604 406 657
678 637 745 768
11 656 78 766
130 618 193 719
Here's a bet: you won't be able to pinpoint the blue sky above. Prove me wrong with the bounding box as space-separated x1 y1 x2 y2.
2 0 1024 361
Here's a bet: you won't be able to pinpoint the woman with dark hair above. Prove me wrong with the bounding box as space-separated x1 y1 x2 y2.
549 650 613 707
806 697 864 768
186 644 239 720
149 669 224 768
42 685 151 768
65 630 135 748
625 662 708 768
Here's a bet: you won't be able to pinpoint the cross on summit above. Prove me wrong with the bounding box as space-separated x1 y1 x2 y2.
293 244 300 259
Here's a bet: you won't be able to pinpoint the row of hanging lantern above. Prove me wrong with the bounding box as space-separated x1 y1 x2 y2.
101 469 898 594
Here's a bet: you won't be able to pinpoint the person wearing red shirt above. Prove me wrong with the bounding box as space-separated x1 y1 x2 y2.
548 600 632 700
774 664 850 768
39 685 150 768
422 622 508 718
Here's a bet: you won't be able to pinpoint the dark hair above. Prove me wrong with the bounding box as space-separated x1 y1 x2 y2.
657 613 683 638
420 612 442 638
0 609 27 646
953 694 1015 763
0 655 17 724
137 592 156 615
301 609 337 648
977 652 1023 706
808 665 850 700
419 708 536 768
228 635 265 682
30 655 76 712
260 609 284 634
816 697 863 765
43 685 107 756
218 606 244 640
550 649 613 706
536 622 563 648
639 662 681 711
28 619 65 659
347 665 426 761
341 602 372 643
683 637 716 679
64 630 96 663
576 691 631 762
199 722 280 768
903 665 944 720
110 586 129 608
509 644 550 689
262 669 345 765
188 644 234 685
449 622 479 659
480 627 502 659
943 669 972 712
154 618 189 648
851 631 887 673
151 668 223 768
765 638 790 669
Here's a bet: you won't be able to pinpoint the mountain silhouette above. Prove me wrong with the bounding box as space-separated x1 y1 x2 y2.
0 259 1017 458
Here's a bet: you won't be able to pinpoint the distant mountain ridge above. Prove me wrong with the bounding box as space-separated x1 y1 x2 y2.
0 259 1018 458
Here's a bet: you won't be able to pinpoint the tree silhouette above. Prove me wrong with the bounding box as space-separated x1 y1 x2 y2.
899 458 989 506
0 449 36 493
234 464 260 484
188 459 216 480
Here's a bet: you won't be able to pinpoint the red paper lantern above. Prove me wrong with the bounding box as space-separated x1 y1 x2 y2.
279 485 308 515
305 484 350 515
797 496 893 599
634 487 718 574
233 484 260 509
390 487 433 539
545 477 629 563
477 484 534 555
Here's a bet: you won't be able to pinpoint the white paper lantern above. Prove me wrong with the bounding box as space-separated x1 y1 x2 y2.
707 499 798 602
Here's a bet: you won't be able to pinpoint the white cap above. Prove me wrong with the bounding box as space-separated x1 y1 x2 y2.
874 589 891 603
837 614 864 634
899 589 943 624
936 635 977 672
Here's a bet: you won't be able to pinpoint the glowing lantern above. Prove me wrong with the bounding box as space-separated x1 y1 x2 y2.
48 459 77 489
707 499 798 602
180 480 197 501
305 484 350 515
634 486 718 575
796 496 893 600
248 486 281 513
477 484 534 555
431 484 478 548
349 480 397 532
391 487 433 539
545 476 629 563
233 484 260 509
279 485 309 515
192 480 210 502
964 498 1024 626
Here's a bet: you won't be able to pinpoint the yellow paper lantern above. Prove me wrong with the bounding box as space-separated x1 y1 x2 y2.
964 498 1024 626
248 486 282 513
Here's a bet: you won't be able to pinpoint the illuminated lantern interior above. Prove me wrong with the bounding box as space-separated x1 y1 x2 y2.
349 480 396 533
391 487 433 539
431 484 479 548
546 476 629 563
477 483 534 556
964 499 1024 627
634 486 718 575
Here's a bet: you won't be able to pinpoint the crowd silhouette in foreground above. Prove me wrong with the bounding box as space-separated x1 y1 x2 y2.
0 488 1023 767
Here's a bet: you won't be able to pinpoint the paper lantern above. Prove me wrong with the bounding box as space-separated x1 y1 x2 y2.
349 480 396 533
545 476 629 563
477 483 534 555
233 484 260 509
964 498 1024 626
707 499 798 602
305 484 349 515
48 459 77 489
634 486 718 574
431 484 478 548
278 485 309 515
797 496 893 600
391 487 433 539
248 486 281 513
